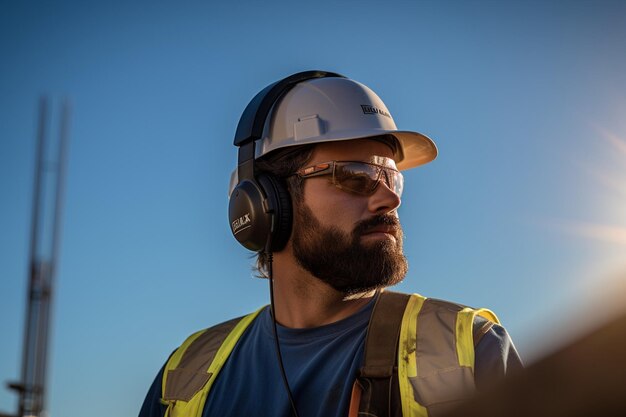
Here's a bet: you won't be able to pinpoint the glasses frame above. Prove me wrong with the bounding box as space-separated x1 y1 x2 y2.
293 159 403 197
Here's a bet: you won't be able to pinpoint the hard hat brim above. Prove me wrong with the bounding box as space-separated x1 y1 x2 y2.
257 129 437 171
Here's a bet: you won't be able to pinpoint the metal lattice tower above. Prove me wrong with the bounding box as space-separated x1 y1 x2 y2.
3 98 70 417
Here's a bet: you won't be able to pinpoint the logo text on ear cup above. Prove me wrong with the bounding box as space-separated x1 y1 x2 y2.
232 213 252 235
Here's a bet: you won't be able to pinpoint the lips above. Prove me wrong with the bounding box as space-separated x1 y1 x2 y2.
361 225 399 239
354 214 401 242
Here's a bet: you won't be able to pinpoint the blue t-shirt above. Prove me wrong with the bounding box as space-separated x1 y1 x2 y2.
139 297 522 417
203 299 373 417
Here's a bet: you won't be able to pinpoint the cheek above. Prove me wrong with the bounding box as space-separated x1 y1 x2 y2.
301 180 367 227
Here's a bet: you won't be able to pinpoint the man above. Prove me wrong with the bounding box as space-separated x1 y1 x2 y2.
139 71 522 417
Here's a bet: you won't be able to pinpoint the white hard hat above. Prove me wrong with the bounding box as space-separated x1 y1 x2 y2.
229 75 437 195
257 76 437 170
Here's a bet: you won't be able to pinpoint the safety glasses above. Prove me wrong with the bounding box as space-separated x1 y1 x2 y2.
294 156 404 197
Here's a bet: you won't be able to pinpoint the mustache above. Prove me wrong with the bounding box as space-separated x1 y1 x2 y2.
353 214 401 236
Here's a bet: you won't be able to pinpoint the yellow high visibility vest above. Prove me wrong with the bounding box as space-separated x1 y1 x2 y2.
160 292 499 417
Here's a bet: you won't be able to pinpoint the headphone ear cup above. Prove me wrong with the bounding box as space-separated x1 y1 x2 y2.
257 174 292 252
228 179 272 252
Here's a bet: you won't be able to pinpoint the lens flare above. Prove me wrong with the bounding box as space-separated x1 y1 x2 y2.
525 125 625 349
560 221 626 245
552 127 626 329
555 128 626 246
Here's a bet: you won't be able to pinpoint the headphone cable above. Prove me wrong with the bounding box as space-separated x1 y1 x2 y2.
267 251 301 417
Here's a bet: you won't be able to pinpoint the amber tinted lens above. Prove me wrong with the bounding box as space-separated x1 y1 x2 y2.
332 162 380 195
333 162 403 196
385 169 404 196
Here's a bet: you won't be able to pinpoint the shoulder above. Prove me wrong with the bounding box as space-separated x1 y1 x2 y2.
397 292 490 316
398 293 523 386
178 316 248 354
399 293 500 336
390 292 519 360
160 309 268 405
168 308 267 371
473 318 524 387
175 306 268 353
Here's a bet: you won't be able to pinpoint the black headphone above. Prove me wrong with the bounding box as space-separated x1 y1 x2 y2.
228 70 346 252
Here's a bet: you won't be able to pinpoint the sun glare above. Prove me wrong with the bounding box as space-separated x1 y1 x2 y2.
568 128 626 245
555 125 626 326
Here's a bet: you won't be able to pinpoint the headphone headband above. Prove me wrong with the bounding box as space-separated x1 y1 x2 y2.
234 70 345 147
229 70 345 252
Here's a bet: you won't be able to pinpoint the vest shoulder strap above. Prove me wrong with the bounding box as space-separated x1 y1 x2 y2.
354 291 411 417
361 291 411 378
162 306 264 407
162 316 243 402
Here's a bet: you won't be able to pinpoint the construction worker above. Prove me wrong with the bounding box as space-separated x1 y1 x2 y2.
139 71 523 417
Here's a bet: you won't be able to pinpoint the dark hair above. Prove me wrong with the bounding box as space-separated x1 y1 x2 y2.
253 144 316 277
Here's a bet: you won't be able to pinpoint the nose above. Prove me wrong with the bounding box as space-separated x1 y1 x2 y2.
368 180 401 215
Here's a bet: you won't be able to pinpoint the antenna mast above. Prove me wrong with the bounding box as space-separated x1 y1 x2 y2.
3 97 71 417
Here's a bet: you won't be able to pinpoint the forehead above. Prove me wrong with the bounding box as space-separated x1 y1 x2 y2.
309 138 397 164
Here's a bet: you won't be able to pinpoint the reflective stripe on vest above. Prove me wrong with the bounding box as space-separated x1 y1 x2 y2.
398 296 500 417
160 293 499 417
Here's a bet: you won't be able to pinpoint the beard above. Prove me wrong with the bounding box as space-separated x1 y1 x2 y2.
291 202 408 296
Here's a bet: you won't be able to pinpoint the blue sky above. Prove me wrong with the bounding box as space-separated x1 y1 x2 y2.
2 1 626 416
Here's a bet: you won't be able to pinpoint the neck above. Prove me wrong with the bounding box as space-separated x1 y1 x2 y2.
268 249 375 328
